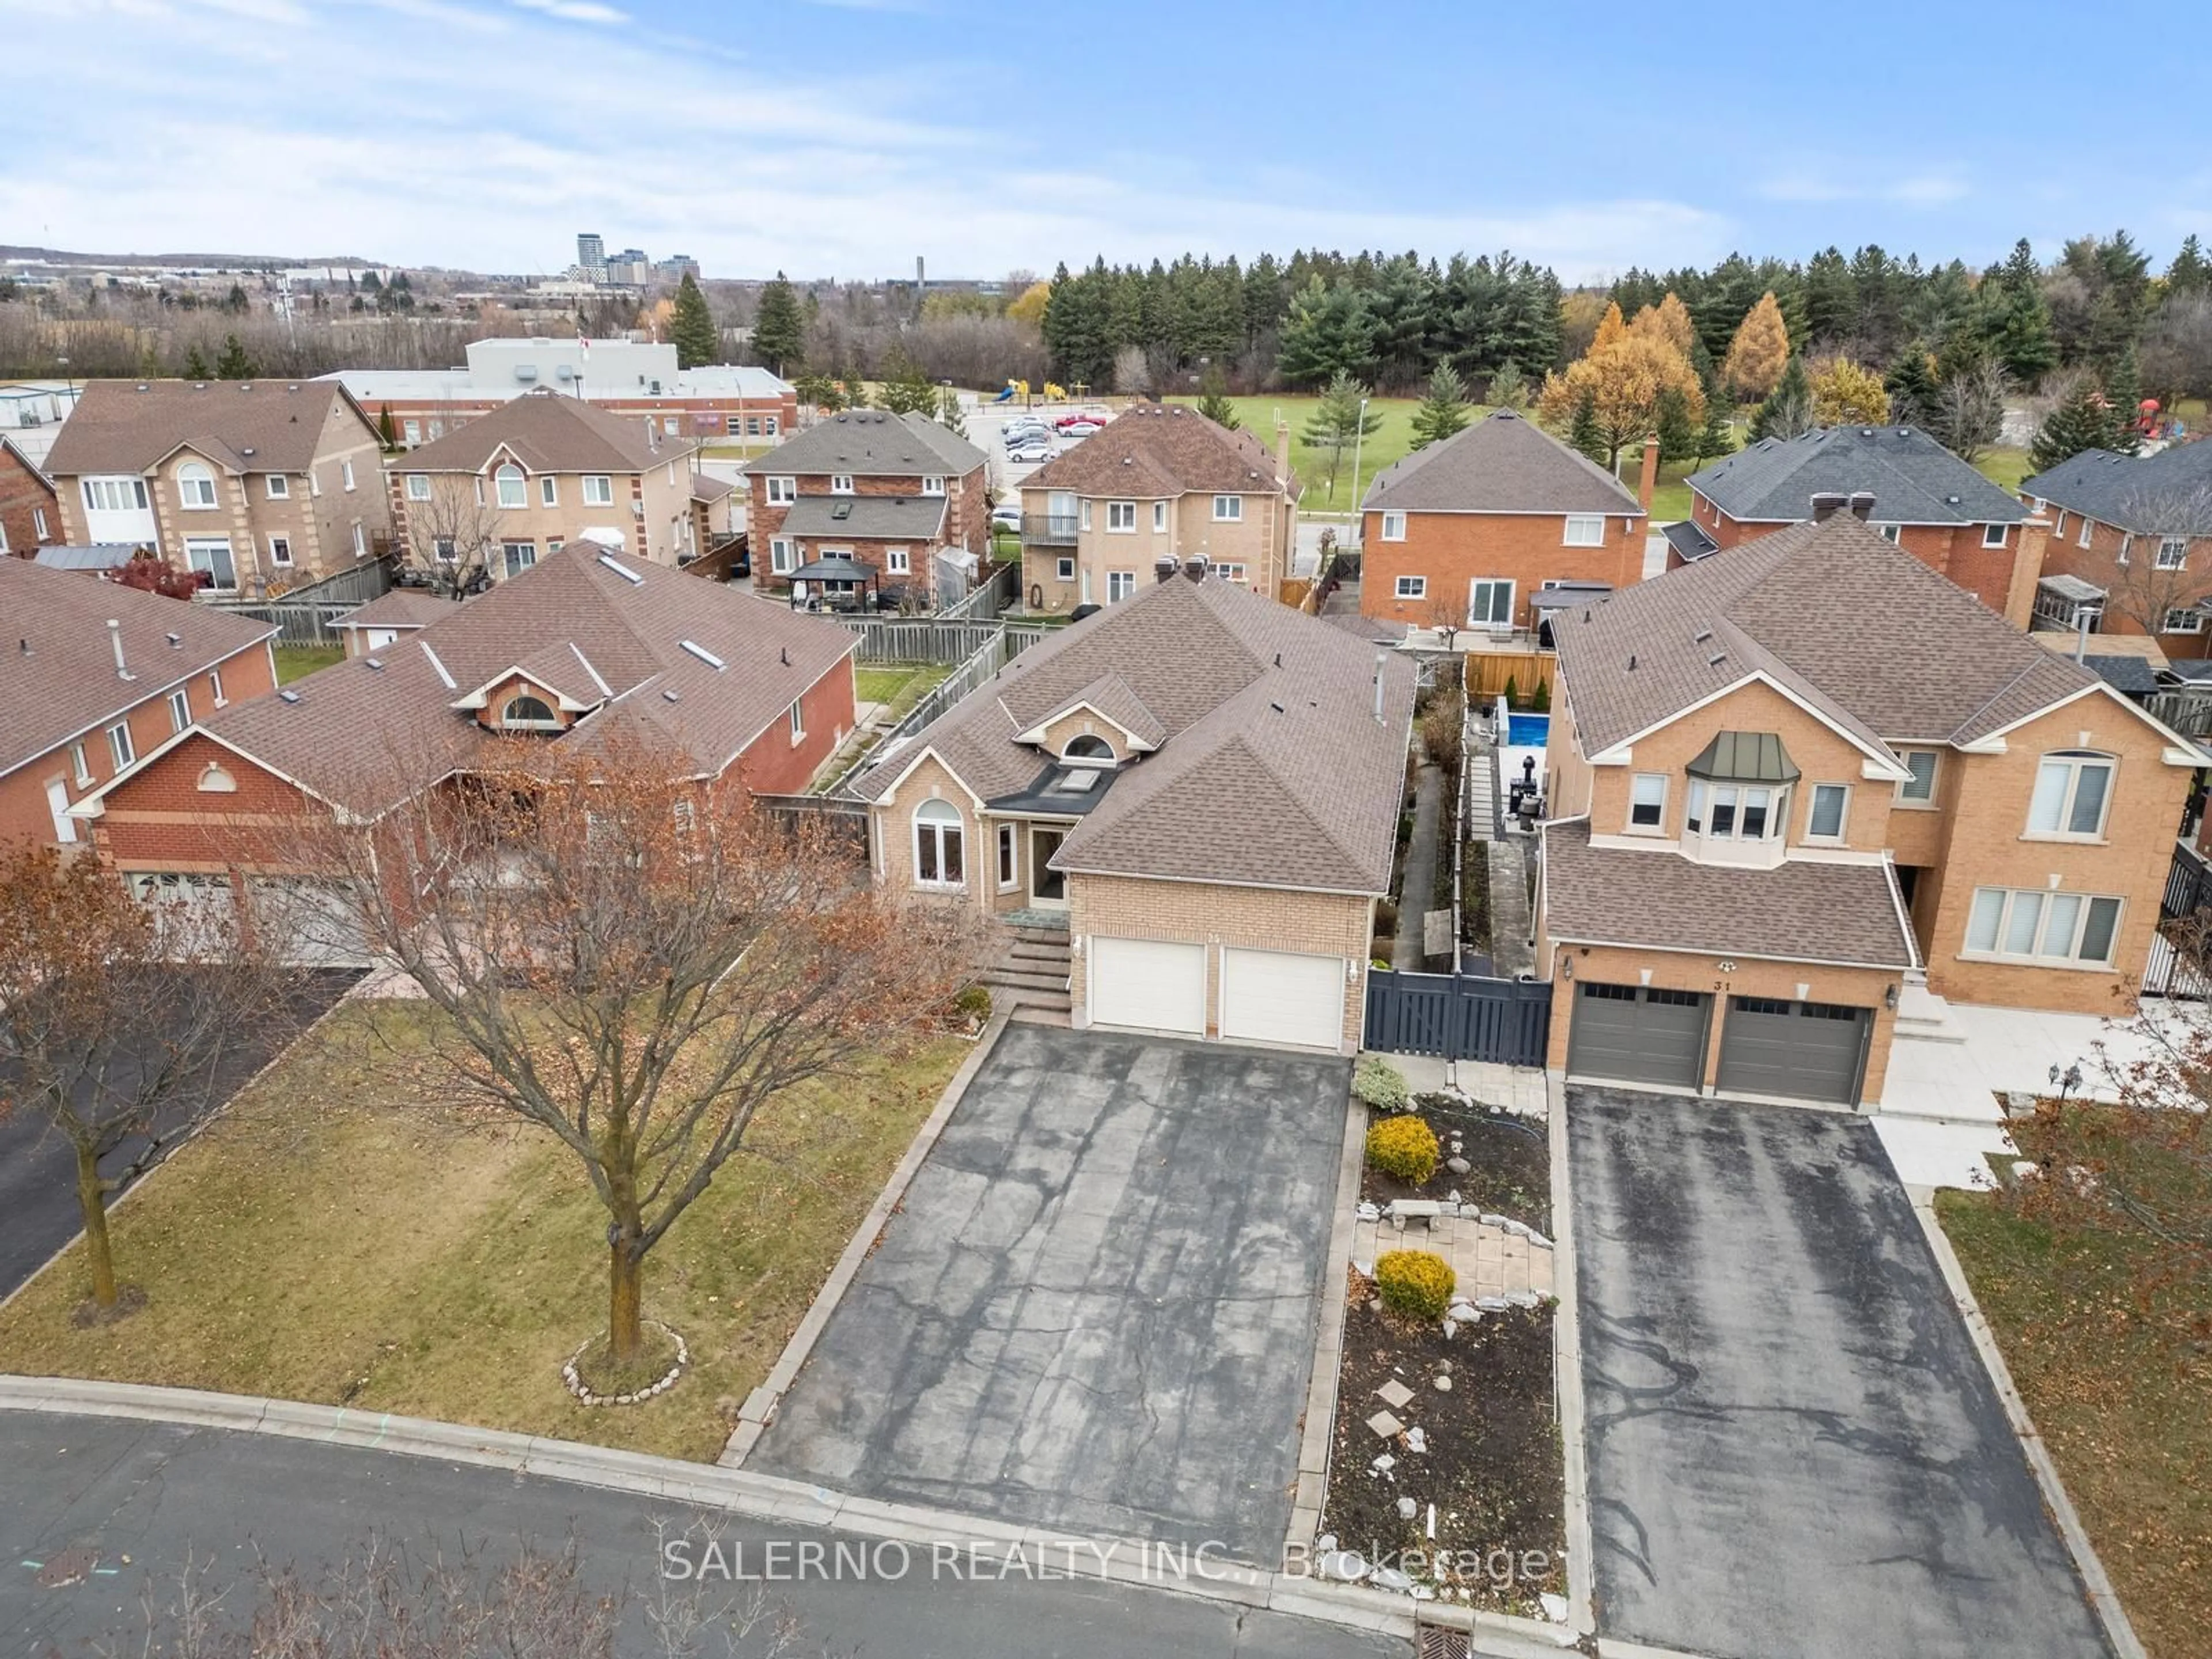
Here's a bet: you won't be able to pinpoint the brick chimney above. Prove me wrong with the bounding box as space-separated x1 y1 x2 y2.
1809 492 1848 523
1847 491 1877 521
2002 510 2050 631
1154 555 1178 584
1637 436 1661 512
1183 555 1207 583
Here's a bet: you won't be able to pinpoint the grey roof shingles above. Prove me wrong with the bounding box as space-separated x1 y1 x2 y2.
855 574 1414 896
1543 818 1916 968
2022 439 2212 535
1687 425 2026 527
739 409 984 480
1024 404 1294 499
395 391 680 476
1362 410 1642 516
43 379 373 478
332 590 460 632
778 495 949 541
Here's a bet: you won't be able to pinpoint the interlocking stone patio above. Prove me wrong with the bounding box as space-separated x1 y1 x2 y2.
1350 1209 1554 1300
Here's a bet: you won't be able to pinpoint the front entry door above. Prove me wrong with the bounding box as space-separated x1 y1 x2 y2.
1031 827 1067 906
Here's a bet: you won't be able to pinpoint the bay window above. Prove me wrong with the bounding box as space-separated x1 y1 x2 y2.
1965 888 2122 965
1685 780 1785 841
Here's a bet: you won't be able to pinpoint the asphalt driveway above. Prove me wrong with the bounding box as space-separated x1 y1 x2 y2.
752 1024 1349 1559
0 969 361 1300
1569 1088 2111 1659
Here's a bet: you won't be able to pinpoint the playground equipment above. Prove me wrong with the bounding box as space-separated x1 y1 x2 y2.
991 381 1022 404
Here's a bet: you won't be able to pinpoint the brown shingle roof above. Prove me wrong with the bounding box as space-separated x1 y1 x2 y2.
167 545 854 816
396 391 681 475
331 590 458 632
1552 515 2105 759
0 558 276 782
857 575 1414 895
43 380 372 477
1024 404 1294 499
1543 819 1916 968
1362 409 1643 516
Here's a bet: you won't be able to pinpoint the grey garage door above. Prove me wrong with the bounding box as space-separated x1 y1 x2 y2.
1715 997 1870 1104
1566 982 1709 1090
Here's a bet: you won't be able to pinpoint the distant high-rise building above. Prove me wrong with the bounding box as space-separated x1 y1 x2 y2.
577 232 604 274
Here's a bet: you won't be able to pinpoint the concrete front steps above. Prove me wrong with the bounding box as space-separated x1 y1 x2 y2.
979 919 1071 1019
1892 977 1967 1045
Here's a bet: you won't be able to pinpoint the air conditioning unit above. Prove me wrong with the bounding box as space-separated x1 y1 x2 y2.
514 365 539 382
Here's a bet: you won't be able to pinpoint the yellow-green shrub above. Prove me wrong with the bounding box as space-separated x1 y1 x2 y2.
1375 1249 1455 1321
1365 1113 1439 1183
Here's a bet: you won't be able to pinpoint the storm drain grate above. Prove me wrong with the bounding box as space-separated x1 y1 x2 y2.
1415 1626 1470 1659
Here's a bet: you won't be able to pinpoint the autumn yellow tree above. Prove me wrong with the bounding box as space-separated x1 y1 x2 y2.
1630 292 1698 359
1539 334 1707 470
1590 300 1628 355
1809 357 1891 426
1007 280 1051 329
1721 291 1791 402
1558 291 1610 360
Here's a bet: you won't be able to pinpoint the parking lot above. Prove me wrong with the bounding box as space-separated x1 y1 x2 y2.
965 401 1111 498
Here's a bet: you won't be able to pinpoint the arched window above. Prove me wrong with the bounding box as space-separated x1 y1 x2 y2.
912 798 965 888
177 462 218 509
501 693 559 730
495 463 527 509
2028 751 2114 838
1062 733 1115 763
196 762 238 793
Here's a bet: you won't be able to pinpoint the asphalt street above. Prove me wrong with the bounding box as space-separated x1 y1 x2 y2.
1569 1086 2112 1659
752 1025 1349 1559
0 1410 1394 1659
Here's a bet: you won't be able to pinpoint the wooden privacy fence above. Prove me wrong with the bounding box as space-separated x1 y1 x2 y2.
1463 649 1556 702
840 616 1010 664
1362 969 1552 1066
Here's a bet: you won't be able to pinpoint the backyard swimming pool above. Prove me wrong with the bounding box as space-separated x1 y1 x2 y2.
1506 713 1551 748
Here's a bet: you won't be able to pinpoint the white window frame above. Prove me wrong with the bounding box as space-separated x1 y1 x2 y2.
765 476 797 505
1562 513 1604 547
268 534 293 566
495 464 526 509
403 419 421 445
830 474 855 495
433 537 458 565
922 475 945 497
266 473 289 500
911 799 965 889
1080 500 1093 532
1804 782 1851 842
540 475 558 507
70 741 92 787
209 667 226 708
1107 570 1137 601
885 546 911 575
2118 534 2132 566
1055 556 1074 581
1684 779 1785 842
501 539 536 577
2157 536 2189 570
1964 887 2123 967
1213 494 1243 522
788 699 806 742
406 473 431 501
583 474 615 506
2163 607 2206 635
1468 577 1514 628
1380 510 1406 542
32 506 47 539
351 521 366 558
167 688 191 733
177 463 218 509
2052 509 2067 538
183 536 237 591
2027 751 2114 840
82 477 149 513
1209 560 1247 581
1152 499 1168 532
1107 501 1137 533
342 460 357 492
2078 515 2093 548
1896 748 1940 806
770 537 796 575
1981 521 2006 548
1395 574 1427 600
107 721 135 770
1874 522 1902 544
996 821 1018 890
1627 772 1667 833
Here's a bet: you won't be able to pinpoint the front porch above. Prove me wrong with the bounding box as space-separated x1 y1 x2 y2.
976 907 1070 1021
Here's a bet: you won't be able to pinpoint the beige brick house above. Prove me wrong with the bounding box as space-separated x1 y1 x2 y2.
43 379 390 596
386 390 699 586
851 567 1415 1052
1018 404 1298 611
1536 514 2201 1108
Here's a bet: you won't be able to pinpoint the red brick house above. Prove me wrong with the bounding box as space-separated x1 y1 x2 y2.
1358 410 1646 631
2021 438 2212 658
0 436 60 558
0 556 277 851
740 410 988 603
1675 425 2042 625
71 545 860 955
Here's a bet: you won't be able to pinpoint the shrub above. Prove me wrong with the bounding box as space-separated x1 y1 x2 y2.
1532 677 1551 713
1375 1249 1455 1321
949 984 992 1023
1366 1113 1440 1183
1353 1056 1410 1112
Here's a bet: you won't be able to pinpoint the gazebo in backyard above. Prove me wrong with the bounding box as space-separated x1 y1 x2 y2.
786 554 881 612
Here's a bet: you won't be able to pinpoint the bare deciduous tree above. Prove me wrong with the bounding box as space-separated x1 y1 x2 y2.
0 846 296 1310
2097 475 2212 640
1928 361 2010 464
298 740 978 1368
396 475 502 596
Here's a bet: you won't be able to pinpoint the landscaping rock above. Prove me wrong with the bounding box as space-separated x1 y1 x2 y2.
1316 1533 1337 1554
1316 1550 1368 1584
1433 1374 1452 1392
1369 1455 1394 1475
1540 1593 1569 1623
1505 1289 1541 1309
1396 1495 1418 1521
1475 1295 1511 1312
1356 1200 1381 1222
1445 1156 1471 1176
1371 1565 1415 1594
1376 1378 1415 1410
1404 1425 1427 1455
2013 1160 2042 1181
1366 1410 1406 1439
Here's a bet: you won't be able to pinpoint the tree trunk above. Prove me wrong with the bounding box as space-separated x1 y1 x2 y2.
74 1143 118 1308
607 1236 645 1364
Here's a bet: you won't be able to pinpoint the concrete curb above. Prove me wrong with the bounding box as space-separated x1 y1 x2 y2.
718 1009 1013 1467
1907 1191 2148 1659
1547 1072 1597 1638
1285 1089 1367 1550
0 974 364 1320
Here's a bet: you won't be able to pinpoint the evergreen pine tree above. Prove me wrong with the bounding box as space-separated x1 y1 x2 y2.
377 403 399 449
1988 240 2058 385
2028 380 2125 473
213 334 257 380
1408 362 1471 449
1195 363 1238 429
876 349 935 415
2103 346 2143 453
1567 387 1605 464
1884 346 1942 428
1653 384 1699 464
935 385 967 440
2169 234 2211 296
1693 400 1736 468
1751 356 1814 441
752 272 805 376
1486 360 1527 410
1300 370 1382 497
181 344 212 380
669 272 719 370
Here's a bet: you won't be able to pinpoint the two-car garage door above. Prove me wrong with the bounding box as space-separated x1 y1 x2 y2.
1566 980 1870 1105
1086 938 1344 1050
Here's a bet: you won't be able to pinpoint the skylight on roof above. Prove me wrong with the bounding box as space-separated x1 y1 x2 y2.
1049 769 1100 795
680 639 725 670
598 553 643 584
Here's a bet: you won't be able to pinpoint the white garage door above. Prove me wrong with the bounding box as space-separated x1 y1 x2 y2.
1089 937 1206 1035
1220 946 1344 1050
247 878 373 967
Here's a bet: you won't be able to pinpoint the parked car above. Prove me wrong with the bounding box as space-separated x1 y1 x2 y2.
1003 422 1048 446
1057 418 1104 438
1007 439 1052 464
990 501 1022 530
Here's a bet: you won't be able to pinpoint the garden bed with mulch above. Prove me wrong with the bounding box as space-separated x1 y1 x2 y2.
1361 1093 1550 1235
1318 1289 1563 1615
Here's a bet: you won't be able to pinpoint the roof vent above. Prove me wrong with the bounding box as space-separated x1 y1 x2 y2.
680 639 725 670
241 446 255 457
662 688 680 703
1945 494 1960 505
240 384 253 393
779 647 790 666
166 631 183 647
1627 654 1637 671
1707 652 1727 667
597 553 643 584
365 656 384 671
1860 428 1874 437
1692 627 1712 643
135 382 149 392
18 637 29 656
1270 701 1285 714
279 688 302 704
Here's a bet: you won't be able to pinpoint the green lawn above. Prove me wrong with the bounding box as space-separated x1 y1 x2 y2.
0 1005 967 1464
274 643 343 684
1975 446 2036 494
1211 395 1443 514
1937 1187 2210 1659
855 662 950 721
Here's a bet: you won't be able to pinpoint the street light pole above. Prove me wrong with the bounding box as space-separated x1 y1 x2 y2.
1348 396 1370 519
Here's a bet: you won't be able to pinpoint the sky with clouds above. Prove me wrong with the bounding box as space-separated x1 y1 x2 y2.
3 0 2207 285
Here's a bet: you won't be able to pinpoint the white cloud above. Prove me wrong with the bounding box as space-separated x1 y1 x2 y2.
1758 168 1968 208
0 0 1728 282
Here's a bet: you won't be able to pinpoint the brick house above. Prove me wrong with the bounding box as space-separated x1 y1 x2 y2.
1536 514 2200 1108
329 589 457 658
42 380 391 596
0 556 277 850
740 410 989 603
1675 424 2041 623
0 436 60 558
386 390 700 582
71 546 859 958
1018 404 1298 611
1358 410 1645 632
2021 438 2212 658
851 566 1415 1053
327 338 797 450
